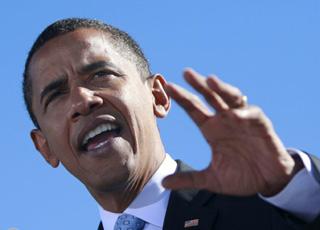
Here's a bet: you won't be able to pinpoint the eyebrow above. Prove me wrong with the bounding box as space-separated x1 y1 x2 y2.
39 61 120 106
40 77 68 105
78 60 118 75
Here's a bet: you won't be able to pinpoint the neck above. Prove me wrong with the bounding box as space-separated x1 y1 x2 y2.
88 139 166 213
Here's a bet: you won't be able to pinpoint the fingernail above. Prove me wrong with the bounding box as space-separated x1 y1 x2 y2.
183 67 193 72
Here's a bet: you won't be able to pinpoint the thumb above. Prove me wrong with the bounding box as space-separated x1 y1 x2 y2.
162 170 207 190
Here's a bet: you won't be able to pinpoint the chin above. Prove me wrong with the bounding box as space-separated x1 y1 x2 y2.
84 160 135 193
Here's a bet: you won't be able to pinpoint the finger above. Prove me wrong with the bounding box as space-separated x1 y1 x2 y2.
184 68 229 112
206 76 246 108
162 170 208 190
165 83 212 126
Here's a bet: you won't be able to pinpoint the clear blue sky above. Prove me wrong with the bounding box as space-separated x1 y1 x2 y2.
1 0 319 229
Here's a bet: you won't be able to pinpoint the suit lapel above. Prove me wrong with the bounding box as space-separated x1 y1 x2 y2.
97 221 103 230
163 161 218 230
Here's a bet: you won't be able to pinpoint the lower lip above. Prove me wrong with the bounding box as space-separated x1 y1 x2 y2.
82 131 122 156
83 137 119 156
91 139 109 150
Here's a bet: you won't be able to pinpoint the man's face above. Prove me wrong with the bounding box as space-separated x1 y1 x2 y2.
28 29 168 192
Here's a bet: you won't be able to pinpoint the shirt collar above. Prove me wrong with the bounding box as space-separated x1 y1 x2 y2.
99 153 177 228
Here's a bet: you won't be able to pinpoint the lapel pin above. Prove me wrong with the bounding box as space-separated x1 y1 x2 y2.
184 219 199 228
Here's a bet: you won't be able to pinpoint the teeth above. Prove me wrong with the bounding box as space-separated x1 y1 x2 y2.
82 123 118 146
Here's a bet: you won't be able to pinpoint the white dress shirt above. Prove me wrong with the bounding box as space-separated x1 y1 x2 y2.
100 150 320 229
99 153 177 230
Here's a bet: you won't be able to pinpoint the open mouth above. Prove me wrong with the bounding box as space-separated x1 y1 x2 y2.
80 122 122 152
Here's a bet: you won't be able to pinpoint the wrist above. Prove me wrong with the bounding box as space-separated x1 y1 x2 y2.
261 154 304 197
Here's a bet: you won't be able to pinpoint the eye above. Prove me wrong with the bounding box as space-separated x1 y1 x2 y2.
44 89 68 111
93 70 116 79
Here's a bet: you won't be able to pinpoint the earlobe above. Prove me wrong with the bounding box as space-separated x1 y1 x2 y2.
150 74 171 118
31 129 59 168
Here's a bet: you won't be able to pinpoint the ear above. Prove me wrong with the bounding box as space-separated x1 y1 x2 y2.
149 74 171 118
31 129 59 168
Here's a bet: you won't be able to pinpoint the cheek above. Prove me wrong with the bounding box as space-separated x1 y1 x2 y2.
40 114 72 159
120 84 154 127
45 129 83 178
45 127 71 158
40 116 68 146
122 84 156 141
103 79 154 118
122 81 153 109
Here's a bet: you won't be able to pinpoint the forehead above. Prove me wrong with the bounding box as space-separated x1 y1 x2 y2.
28 28 136 97
29 28 120 76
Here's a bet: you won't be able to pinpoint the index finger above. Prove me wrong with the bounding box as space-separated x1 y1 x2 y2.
184 68 229 112
165 82 212 127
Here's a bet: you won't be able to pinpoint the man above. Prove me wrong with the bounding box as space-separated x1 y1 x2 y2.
23 18 320 229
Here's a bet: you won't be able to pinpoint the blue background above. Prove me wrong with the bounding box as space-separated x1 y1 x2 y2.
0 0 319 229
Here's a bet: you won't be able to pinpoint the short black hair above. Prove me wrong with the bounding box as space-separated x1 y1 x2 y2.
23 18 151 129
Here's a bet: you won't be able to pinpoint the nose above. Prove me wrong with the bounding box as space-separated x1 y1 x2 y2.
68 86 103 121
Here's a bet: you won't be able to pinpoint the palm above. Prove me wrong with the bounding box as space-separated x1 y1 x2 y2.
163 69 296 196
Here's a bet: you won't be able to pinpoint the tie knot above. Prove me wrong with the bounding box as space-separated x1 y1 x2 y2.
114 213 146 230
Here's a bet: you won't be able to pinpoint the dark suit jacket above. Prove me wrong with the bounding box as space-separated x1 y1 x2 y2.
304 154 320 230
98 156 320 230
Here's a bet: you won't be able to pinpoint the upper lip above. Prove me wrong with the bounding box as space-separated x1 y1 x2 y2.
76 114 122 152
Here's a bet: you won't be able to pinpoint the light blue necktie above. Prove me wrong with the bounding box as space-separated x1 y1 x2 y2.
113 213 146 230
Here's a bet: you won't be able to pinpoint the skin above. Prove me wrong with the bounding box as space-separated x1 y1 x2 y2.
29 28 170 212
29 27 302 213
163 69 303 196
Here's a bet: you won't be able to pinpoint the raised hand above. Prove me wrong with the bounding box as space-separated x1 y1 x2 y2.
162 68 302 197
